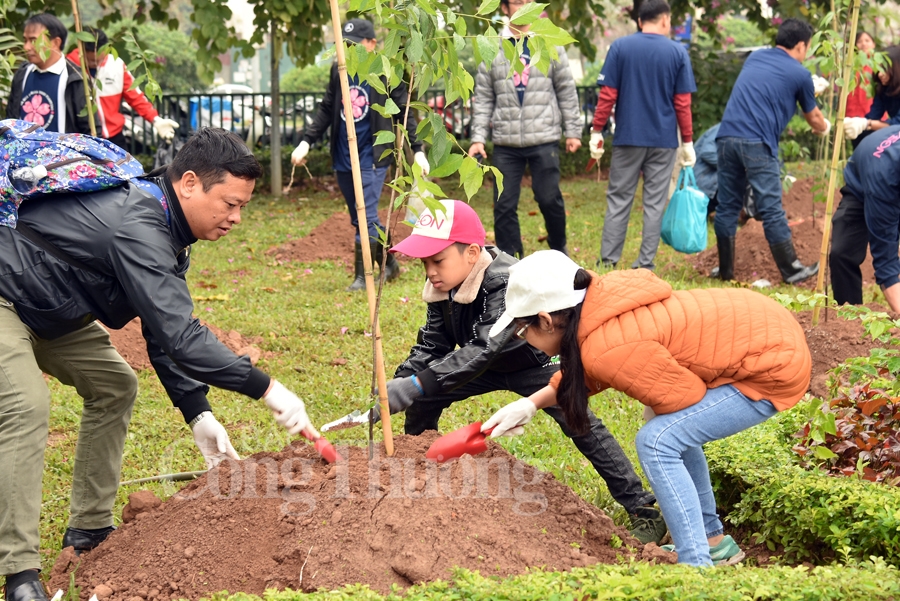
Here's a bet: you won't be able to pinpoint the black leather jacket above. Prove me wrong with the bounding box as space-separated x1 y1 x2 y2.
394 247 551 395
0 178 270 422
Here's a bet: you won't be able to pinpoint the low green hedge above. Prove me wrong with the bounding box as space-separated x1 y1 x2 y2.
707 398 900 564
209 561 900 600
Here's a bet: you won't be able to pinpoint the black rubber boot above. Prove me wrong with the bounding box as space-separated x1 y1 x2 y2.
347 241 366 291
3 571 48 601
770 239 819 284
710 235 735 280
374 242 400 282
62 525 116 555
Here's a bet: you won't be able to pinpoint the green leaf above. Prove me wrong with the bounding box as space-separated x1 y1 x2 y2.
374 130 396 145
455 16 467 37
476 0 501 15
406 30 424 64
510 2 547 25
384 98 400 115
813 446 838 460
383 30 401 58
428 123 450 166
413 0 437 16
489 165 504 195
368 76 387 95
427 153 465 178
476 33 499 68
72 30 99 43
454 33 466 54
458 155 484 199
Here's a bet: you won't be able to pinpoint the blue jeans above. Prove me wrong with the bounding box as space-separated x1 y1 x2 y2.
714 137 791 245
635 385 778 566
335 166 389 243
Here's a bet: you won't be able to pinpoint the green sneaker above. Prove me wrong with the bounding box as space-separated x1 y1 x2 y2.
660 536 745 566
710 535 745 566
629 506 669 545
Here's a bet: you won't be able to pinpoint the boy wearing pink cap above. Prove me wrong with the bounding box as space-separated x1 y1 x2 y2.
384 199 667 543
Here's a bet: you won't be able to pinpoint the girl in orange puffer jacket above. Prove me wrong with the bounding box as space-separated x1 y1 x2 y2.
483 250 811 566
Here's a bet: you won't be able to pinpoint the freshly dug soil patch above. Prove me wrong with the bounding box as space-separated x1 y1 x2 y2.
794 307 896 399
105 318 264 371
268 209 414 265
51 433 661 598
691 178 876 288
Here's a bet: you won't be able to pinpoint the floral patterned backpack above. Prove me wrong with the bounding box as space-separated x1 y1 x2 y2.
0 119 145 228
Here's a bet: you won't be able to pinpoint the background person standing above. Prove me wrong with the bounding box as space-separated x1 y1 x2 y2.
66 27 179 150
713 18 829 284
467 0 582 259
5 13 92 134
830 125 900 312
589 0 696 271
291 18 428 291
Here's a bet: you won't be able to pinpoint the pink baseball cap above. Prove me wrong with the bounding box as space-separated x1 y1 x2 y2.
390 199 486 258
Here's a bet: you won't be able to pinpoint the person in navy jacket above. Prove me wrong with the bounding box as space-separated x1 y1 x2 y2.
830 125 900 312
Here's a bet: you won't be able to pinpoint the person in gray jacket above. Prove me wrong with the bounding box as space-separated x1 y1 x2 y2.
0 129 318 601
467 0 582 258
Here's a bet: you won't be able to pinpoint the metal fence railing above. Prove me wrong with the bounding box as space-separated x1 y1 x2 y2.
121 86 602 157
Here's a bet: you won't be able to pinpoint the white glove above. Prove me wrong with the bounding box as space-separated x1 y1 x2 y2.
482 397 538 438
843 117 868 140
264 380 318 437
191 412 240 469
811 74 830 97
152 117 179 141
679 142 696 167
589 131 605 160
291 141 310 165
413 151 430 176
816 118 832 137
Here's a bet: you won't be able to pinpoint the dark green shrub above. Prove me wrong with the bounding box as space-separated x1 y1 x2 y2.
707 398 900 564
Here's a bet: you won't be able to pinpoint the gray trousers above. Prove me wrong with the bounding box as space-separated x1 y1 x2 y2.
601 145 679 269
0 297 138 574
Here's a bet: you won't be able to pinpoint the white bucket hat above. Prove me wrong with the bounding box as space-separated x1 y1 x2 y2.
489 250 588 338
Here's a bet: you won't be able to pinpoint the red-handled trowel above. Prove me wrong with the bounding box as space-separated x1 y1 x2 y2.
425 422 495 463
301 430 343 463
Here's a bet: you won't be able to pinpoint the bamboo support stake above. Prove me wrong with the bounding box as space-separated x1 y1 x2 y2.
327 2 393 455
270 23 282 196
813 0 861 326
70 0 97 136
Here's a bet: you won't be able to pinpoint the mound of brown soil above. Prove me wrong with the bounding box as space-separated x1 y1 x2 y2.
105 318 264 371
794 307 896 399
51 433 666 598
268 209 414 264
690 178 876 288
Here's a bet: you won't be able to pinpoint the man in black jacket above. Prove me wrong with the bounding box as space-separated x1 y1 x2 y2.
290 18 429 291
0 129 317 601
5 13 92 134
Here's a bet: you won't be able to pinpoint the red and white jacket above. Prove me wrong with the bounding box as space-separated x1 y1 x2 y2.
67 48 159 139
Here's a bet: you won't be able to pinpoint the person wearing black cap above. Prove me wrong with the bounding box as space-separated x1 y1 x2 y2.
291 18 428 291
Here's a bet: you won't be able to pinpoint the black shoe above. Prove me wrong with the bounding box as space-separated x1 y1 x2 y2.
61 525 116 555
374 242 400 282
595 259 617 269
347 241 366 291
3 580 49 601
711 235 735 280
769 239 818 284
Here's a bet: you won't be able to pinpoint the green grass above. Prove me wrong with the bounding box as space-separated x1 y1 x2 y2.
27 161 886 593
